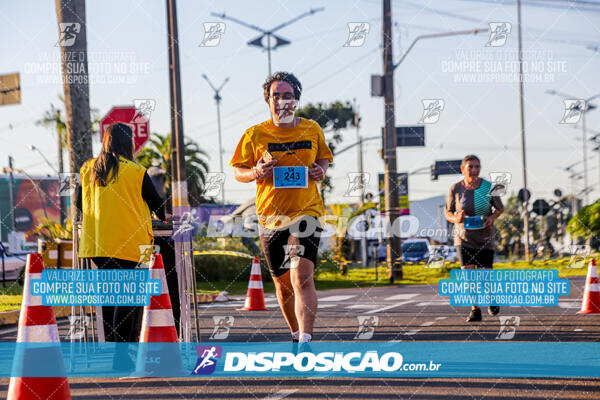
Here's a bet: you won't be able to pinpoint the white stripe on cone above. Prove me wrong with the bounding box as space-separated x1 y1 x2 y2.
588 283 600 292
251 262 261 275
150 268 169 294
248 280 263 289
142 309 175 327
587 263 598 279
17 324 60 343
22 273 43 306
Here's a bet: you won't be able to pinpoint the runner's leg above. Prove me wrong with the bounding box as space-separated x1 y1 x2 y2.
290 257 317 337
272 272 299 335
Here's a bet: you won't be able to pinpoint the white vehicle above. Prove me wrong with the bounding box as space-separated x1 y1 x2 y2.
0 242 27 283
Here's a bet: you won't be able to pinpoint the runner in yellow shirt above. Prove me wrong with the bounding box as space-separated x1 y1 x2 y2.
230 72 333 343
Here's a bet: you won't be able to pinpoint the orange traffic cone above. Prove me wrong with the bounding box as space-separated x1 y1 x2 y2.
7 253 71 400
139 254 179 342
238 257 268 311
578 258 600 314
125 254 184 378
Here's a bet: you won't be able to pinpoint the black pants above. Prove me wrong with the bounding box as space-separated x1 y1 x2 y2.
91 257 142 342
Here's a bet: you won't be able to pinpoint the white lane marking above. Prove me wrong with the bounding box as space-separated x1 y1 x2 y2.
403 317 446 335
416 301 448 306
264 389 299 399
199 302 245 308
345 304 380 309
365 300 413 314
574 329 583 332
319 295 357 302
385 293 420 301
318 304 337 309
558 302 581 309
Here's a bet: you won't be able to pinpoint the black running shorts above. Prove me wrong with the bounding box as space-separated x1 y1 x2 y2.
259 216 323 277
457 246 494 269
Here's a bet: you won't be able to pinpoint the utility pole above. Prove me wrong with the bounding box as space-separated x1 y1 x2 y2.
166 0 198 342
353 100 365 205
55 0 93 221
166 0 187 204
7 156 15 232
382 0 402 281
516 0 531 261
375 18 485 280
353 99 368 268
581 110 589 206
202 74 229 204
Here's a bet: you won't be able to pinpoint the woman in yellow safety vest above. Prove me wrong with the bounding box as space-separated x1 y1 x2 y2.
78 122 166 342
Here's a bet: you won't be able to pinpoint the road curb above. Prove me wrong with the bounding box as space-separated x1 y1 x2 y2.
0 293 219 327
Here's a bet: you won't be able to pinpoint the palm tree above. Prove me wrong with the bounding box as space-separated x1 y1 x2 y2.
36 94 101 174
36 96 67 174
136 132 211 206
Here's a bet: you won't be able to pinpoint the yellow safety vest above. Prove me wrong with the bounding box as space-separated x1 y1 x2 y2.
79 156 153 264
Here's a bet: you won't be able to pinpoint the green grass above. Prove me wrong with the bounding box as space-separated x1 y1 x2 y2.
0 256 594 310
197 255 595 295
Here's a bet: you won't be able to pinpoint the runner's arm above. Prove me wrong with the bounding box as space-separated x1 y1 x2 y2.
233 166 258 183
315 159 329 174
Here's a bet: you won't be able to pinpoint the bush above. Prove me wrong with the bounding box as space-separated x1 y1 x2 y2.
194 254 267 283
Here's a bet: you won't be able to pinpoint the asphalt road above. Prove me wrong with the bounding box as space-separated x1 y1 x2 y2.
1 277 599 399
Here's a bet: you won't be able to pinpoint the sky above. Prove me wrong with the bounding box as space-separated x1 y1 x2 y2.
1 0 599 206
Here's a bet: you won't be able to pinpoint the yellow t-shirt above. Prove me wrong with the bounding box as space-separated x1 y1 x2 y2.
230 118 334 230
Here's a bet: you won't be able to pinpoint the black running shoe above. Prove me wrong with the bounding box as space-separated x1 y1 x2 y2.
466 307 482 322
292 338 299 343
488 306 500 316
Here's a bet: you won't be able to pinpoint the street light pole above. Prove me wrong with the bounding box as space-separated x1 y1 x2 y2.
212 8 324 76
516 0 531 261
352 99 368 268
582 110 589 205
202 74 229 204
547 91 600 207
7 156 15 232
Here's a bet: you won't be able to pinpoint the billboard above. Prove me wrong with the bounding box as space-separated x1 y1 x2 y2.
0 175 61 242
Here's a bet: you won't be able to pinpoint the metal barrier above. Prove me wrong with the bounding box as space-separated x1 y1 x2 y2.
69 220 201 345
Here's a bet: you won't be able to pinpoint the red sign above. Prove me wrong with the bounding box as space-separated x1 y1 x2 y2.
99 106 149 154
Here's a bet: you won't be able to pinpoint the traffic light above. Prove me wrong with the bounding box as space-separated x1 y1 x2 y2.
431 165 438 181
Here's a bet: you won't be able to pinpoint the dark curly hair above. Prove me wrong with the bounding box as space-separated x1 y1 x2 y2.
262 71 302 103
461 154 480 168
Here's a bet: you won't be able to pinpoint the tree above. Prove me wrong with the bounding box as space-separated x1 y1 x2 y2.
296 101 356 201
36 94 100 174
567 200 600 241
495 195 524 258
136 132 210 206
